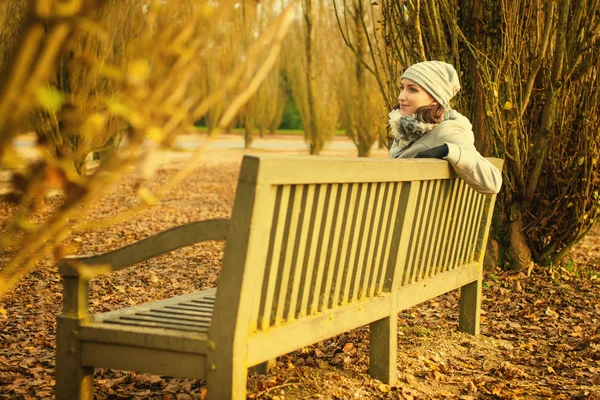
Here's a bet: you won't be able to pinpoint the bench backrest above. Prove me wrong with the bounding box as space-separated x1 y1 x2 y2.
209 155 502 350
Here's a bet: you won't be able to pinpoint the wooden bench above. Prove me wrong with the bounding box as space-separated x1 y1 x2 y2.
56 154 503 399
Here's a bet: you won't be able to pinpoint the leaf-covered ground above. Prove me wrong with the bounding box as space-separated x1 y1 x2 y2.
1 136 598 399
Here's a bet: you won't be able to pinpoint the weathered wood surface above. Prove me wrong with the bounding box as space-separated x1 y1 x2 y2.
56 155 503 400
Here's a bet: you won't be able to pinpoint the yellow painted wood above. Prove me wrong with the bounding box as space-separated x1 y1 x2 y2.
461 193 484 265
461 189 479 266
247 294 392 365
475 195 498 262
320 184 348 312
343 183 369 304
441 180 467 272
299 184 326 317
206 156 265 400
402 182 428 286
459 278 482 335
254 156 458 185
450 185 475 272
79 323 209 353
56 316 94 400
413 181 437 282
287 184 315 321
421 180 444 280
377 182 402 294
352 183 376 302
55 155 504 400
388 182 420 293
307 184 338 315
331 183 359 308
275 185 304 325
247 185 278 333
58 219 230 277
80 342 208 379
362 183 385 300
433 179 461 275
259 185 290 329
367 183 392 297
469 194 486 263
395 263 481 311
369 313 398 384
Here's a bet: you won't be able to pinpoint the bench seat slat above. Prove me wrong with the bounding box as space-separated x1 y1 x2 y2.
165 304 213 312
138 311 212 323
105 319 209 332
151 308 212 317
115 314 211 327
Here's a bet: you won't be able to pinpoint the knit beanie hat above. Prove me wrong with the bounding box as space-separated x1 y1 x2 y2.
401 61 461 108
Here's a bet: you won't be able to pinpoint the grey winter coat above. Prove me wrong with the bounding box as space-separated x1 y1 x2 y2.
389 112 502 195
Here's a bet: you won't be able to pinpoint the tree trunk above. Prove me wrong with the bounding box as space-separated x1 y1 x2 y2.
508 210 534 271
304 0 319 155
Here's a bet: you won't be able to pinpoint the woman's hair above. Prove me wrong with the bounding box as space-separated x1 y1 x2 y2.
414 103 444 124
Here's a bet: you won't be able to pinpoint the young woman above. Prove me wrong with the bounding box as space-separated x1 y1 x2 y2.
388 61 502 195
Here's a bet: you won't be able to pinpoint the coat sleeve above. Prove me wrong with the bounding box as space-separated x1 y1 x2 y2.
443 136 503 195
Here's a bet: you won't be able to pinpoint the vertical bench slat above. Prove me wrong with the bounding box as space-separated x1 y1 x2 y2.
343 183 370 305
441 179 467 272
331 184 358 309
367 182 392 297
421 180 446 280
319 184 347 312
401 182 427 286
361 183 384 300
377 182 402 293
432 179 460 275
388 181 421 292
460 193 483 265
309 184 336 315
457 188 478 267
275 185 302 325
468 193 486 263
474 196 495 262
287 184 315 322
255 186 283 330
448 183 473 270
416 180 441 282
351 183 376 302
298 185 324 318
260 185 290 328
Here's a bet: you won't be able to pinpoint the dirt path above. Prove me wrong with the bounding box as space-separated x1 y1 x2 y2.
0 141 598 399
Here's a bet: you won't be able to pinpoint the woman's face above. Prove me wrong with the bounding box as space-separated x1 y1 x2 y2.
397 79 436 116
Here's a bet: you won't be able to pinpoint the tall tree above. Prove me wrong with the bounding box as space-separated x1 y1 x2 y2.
334 0 387 157
0 0 296 296
337 0 600 268
285 0 340 155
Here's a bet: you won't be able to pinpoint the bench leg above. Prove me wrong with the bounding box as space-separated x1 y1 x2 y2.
459 278 482 335
55 317 94 399
369 313 398 384
206 357 247 400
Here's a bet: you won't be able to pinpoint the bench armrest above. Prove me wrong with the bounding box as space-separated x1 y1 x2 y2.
58 218 230 277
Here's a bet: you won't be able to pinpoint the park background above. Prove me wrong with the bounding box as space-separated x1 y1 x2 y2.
0 0 599 398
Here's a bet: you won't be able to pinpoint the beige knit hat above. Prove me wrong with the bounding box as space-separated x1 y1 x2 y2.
401 61 461 108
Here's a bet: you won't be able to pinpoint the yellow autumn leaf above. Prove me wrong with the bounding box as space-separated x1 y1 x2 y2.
577 157 585 166
36 85 64 112
0 308 7 315
138 187 158 205
504 101 513 110
146 126 164 143
127 59 151 86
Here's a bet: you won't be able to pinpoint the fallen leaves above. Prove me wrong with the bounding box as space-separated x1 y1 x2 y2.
1 148 599 399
